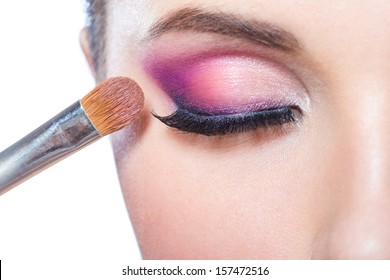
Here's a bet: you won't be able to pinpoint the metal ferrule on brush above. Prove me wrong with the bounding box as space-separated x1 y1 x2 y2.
0 101 101 194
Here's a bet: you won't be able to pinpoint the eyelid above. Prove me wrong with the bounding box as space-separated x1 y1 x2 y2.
146 54 309 115
143 39 311 137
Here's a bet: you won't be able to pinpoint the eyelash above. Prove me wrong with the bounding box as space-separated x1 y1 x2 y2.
153 106 301 136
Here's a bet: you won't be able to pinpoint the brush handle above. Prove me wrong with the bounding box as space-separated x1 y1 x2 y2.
0 101 101 195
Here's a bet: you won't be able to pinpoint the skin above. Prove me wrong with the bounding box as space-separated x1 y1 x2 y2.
82 0 390 259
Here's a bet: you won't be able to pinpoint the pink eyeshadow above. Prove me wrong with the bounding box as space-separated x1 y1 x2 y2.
145 54 307 114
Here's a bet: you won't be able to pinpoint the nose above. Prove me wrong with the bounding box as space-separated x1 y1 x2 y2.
315 191 390 259
312 84 390 259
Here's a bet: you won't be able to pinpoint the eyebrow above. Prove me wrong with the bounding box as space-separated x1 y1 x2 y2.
148 7 301 52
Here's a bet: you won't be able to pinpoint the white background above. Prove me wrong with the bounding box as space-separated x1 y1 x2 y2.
0 1 141 279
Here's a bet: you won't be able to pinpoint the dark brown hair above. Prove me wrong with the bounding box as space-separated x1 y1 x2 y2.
85 0 106 76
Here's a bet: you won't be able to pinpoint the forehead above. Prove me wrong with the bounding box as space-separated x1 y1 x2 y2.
105 0 390 47
104 0 390 76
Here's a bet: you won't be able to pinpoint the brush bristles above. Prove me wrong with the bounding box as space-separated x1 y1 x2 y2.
81 77 144 136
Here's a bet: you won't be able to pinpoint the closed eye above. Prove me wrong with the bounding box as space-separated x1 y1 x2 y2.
153 106 301 136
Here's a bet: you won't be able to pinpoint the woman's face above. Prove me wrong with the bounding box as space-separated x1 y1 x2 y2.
101 0 390 259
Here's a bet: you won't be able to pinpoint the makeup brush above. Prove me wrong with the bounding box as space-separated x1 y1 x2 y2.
0 77 144 195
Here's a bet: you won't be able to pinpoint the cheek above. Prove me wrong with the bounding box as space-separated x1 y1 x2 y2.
113 121 326 259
